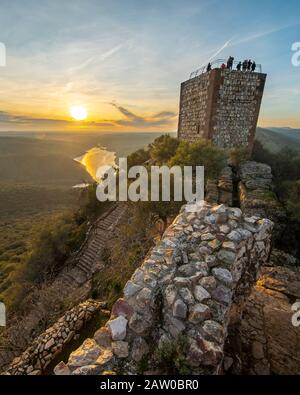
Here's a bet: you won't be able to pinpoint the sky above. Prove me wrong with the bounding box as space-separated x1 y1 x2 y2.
0 0 299 132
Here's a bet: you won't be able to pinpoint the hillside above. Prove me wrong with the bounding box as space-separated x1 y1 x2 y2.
256 127 300 154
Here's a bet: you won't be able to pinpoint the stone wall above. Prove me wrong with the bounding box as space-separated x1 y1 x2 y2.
238 161 286 239
177 72 211 141
56 201 273 375
178 70 267 155
3 300 104 375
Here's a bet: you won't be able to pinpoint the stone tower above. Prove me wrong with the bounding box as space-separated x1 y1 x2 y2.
177 68 267 155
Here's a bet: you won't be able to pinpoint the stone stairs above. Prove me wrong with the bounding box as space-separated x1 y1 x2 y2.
59 203 127 289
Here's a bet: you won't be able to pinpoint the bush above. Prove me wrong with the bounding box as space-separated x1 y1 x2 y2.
154 335 191 375
127 148 150 168
169 139 227 179
21 213 87 284
149 135 180 164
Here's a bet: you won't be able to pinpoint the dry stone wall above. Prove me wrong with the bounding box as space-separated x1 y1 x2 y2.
238 161 286 240
57 201 273 375
4 300 104 375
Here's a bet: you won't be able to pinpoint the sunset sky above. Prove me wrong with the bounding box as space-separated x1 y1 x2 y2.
0 0 299 132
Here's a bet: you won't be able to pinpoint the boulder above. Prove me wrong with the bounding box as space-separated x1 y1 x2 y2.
107 316 128 341
68 339 102 369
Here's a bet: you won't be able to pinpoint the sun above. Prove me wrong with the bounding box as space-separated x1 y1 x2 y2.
70 105 87 121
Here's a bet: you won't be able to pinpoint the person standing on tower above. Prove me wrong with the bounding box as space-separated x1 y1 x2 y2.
236 61 242 71
247 59 252 71
206 62 212 72
251 61 256 72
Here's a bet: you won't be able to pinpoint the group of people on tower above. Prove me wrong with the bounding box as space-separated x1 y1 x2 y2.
206 57 257 73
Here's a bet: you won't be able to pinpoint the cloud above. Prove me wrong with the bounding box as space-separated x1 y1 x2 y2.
230 23 300 47
110 103 177 128
0 111 113 128
208 39 232 62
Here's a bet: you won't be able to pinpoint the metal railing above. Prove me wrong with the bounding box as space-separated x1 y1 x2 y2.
189 58 262 79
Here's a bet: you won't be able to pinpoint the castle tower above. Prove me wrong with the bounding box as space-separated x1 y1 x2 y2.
177 67 267 155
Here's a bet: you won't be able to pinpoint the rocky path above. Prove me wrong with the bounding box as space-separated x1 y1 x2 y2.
59 203 127 289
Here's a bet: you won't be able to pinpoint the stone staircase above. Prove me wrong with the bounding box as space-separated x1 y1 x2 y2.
59 203 127 288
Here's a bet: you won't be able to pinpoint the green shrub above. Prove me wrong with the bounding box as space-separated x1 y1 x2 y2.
154 335 191 375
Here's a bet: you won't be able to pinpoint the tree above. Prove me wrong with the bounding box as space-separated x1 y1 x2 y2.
149 135 180 164
127 148 150 168
169 139 227 179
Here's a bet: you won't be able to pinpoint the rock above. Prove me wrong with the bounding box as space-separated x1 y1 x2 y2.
94 327 112 348
255 219 273 241
211 204 227 214
196 337 223 366
54 361 71 375
136 287 152 307
179 287 195 304
227 230 242 243
107 316 128 341
208 239 222 251
217 249 236 265
178 264 196 277
189 303 211 323
123 281 142 298
239 161 272 190
72 365 102 375
112 341 129 358
173 299 188 319
219 224 231 234
252 341 264 360
129 312 151 335
168 317 186 337
187 340 203 367
205 255 217 268
101 370 117 375
199 276 217 292
44 338 55 350
95 348 114 368
212 268 233 287
194 285 211 302
237 264 300 375
174 277 191 287
223 356 234 371
222 241 236 251
68 339 102 368
205 214 216 224
228 207 242 220
132 268 144 283
211 285 232 305
202 320 224 344
201 233 215 241
111 298 134 319
132 337 149 362
165 285 177 306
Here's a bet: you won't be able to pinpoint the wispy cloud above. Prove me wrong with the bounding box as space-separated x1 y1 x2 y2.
230 22 300 47
110 103 177 128
208 39 232 62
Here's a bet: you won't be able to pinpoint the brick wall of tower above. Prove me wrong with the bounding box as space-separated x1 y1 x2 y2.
177 69 267 154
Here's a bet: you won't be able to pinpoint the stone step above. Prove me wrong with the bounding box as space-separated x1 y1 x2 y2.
77 262 91 274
